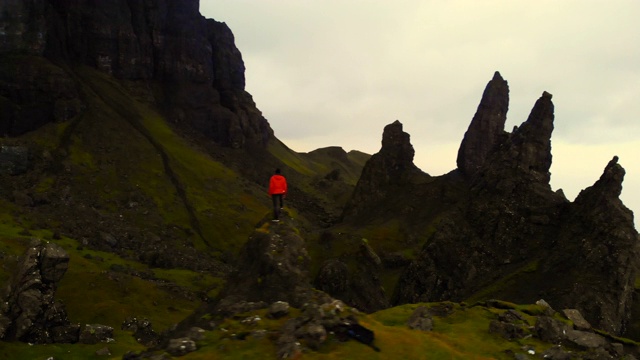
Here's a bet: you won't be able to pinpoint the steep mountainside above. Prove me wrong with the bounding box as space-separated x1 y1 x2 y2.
1 0 271 148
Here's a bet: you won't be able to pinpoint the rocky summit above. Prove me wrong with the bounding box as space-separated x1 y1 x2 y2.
1 1 639 359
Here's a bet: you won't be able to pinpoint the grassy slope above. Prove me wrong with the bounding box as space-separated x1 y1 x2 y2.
0 213 207 359
74 67 269 253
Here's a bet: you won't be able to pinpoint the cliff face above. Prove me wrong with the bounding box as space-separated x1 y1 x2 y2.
0 0 272 148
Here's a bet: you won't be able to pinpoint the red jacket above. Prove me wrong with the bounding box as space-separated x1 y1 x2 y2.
269 174 288 195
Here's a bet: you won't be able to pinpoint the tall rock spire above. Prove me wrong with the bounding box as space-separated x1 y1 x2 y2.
510 91 554 183
457 71 509 177
342 120 426 221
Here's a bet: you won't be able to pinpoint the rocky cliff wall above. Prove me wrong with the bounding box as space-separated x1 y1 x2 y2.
0 0 272 148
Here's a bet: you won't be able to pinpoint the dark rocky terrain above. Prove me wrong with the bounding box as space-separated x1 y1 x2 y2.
1 1 639 359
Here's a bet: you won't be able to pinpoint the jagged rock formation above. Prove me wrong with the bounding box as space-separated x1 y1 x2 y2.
0 239 113 344
336 73 640 336
0 0 272 147
342 120 428 221
457 71 509 178
540 156 640 335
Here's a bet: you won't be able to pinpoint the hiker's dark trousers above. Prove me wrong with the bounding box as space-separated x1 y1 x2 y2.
272 194 284 220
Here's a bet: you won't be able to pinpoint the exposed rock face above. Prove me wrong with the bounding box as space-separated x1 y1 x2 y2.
342 120 426 220
457 71 509 177
390 73 639 336
0 0 272 147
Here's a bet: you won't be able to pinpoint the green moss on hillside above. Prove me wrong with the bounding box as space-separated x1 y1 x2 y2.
50 67 271 254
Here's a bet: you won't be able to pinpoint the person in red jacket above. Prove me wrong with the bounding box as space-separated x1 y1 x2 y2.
268 168 288 222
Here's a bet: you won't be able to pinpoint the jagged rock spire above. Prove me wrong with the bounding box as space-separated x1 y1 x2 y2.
510 91 554 183
377 120 419 178
342 120 425 221
547 156 639 334
471 90 555 193
457 71 509 177
575 156 625 202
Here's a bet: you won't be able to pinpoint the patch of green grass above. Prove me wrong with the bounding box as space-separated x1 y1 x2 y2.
152 267 225 299
268 140 317 177
367 303 550 360
0 330 145 360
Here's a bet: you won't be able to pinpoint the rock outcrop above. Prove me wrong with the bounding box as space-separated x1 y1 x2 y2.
214 217 312 308
0 0 272 147
0 239 113 344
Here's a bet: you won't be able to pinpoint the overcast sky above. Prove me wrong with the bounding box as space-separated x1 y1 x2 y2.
200 1 640 225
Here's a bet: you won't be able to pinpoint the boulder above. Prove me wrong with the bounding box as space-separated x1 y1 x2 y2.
562 309 592 331
565 329 607 349
166 337 197 356
267 301 290 319
534 316 571 344
406 306 433 331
